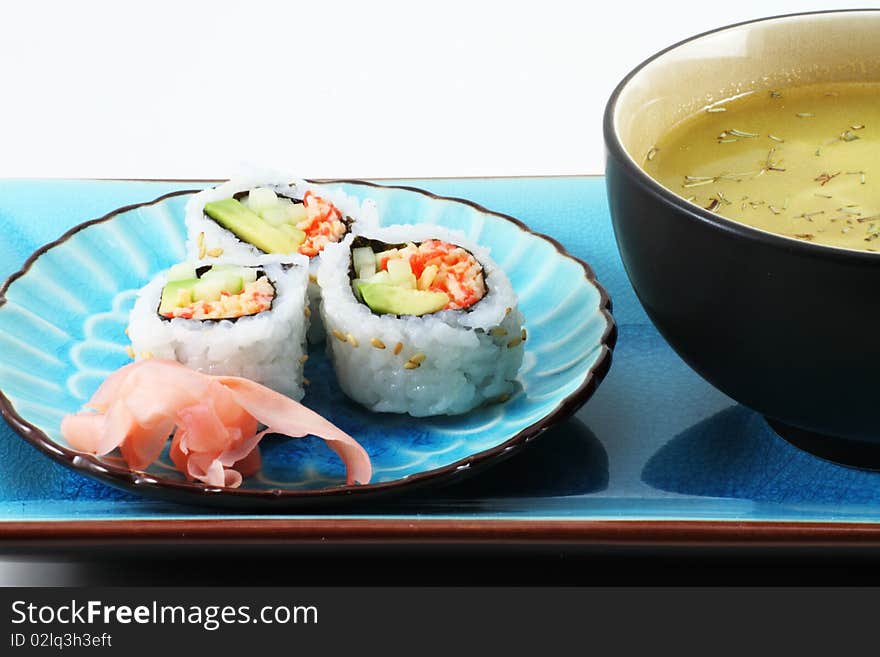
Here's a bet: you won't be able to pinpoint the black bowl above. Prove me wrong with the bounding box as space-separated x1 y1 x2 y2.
604 10 880 464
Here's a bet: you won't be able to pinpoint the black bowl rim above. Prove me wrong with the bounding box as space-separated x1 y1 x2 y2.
0 180 616 509
603 8 880 264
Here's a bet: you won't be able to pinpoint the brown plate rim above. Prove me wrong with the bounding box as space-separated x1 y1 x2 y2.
0 179 616 507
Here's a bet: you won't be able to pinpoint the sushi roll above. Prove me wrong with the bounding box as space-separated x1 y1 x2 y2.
185 176 377 342
127 255 310 400
318 225 525 416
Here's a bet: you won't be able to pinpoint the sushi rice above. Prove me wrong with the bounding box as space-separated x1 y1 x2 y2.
128 254 311 400
318 224 525 416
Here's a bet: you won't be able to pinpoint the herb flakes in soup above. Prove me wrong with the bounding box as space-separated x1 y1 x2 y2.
644 82 880 252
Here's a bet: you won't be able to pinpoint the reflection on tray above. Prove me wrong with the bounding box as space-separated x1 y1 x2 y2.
430 416 608 500
642 405 880 505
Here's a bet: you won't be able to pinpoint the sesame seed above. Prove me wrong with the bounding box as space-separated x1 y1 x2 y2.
521 328 527 341
507 337 523 348
504 307 512 316
303 377 310 386
126 346 135 359
347 333 359 348
304 307 311 317
410 352 426 365
489 327 508 337
309 274 318 283
124 327 129 336
207 247 224 258
140 351 154 360
403 361 420 370
197 232 206 259
332 329 347 342
370 338 386 349
394 342 403 355
299 354 309 364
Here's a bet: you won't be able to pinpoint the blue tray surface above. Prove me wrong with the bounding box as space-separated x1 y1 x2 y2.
0 177 876 522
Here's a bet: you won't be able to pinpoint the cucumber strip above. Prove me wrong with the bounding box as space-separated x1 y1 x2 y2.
352 247 377 279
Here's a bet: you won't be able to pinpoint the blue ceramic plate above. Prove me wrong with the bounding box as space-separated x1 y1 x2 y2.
0 181 614 509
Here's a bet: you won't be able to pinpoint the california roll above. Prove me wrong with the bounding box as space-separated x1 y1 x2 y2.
185 176 377 341
127 255 310 400
318 225 525 416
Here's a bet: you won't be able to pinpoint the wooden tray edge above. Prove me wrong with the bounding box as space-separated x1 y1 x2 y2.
2 519 880 546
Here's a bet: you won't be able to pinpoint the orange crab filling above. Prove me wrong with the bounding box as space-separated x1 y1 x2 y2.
165 277 275 320
378 240 486 310
297 191 347 258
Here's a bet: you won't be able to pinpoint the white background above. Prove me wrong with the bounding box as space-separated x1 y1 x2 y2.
0 0 859 179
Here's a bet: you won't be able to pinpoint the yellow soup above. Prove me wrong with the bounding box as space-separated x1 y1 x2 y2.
644 82 880 252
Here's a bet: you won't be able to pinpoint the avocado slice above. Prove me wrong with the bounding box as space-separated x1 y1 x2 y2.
359 283 449 316
204 198 300 254
159 278 198 315
278 223 307 246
